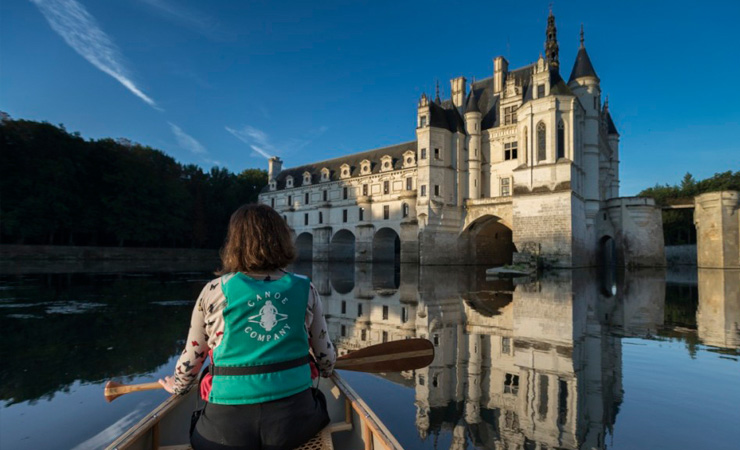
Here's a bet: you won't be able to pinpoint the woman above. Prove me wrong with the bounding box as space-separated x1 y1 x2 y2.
159 204 336 450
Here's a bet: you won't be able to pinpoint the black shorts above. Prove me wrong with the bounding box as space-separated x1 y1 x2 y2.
191 387 330 450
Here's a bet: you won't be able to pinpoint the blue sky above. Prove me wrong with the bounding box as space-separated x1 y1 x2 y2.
1 0 738 195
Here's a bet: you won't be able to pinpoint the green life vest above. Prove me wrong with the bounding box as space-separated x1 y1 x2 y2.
208 272 312 405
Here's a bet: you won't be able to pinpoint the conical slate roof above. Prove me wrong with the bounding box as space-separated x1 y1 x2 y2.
568 45 599 83
465 88 480 114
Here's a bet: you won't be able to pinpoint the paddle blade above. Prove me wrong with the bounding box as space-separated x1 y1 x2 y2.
335 338 434 373
104 380 124 403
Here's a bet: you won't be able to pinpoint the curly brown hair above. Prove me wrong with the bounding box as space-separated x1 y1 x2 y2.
216 204 295 275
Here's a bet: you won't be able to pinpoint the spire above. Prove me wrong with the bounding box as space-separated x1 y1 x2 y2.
545 8 559 68
568 24 599 83
465 87 480 114
434 80 441 104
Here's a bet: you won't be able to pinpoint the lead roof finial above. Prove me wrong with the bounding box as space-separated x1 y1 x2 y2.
435 80 441 103
580 23 585 47
545 8 559 68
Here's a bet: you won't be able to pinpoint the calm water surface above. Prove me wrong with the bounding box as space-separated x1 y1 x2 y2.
0 262 738 449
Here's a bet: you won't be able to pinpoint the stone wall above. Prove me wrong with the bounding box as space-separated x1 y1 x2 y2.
694 191 740 268
606 197 665 267
512 191 574 267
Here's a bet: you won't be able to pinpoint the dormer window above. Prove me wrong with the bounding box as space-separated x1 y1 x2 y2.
419 116 427 128
340 164 351 179
302 171 311 186
503 106 518 125
537 84 545 98
403 150 416 168
286 176 294 188
360 159 371 175
320 167 330 182
380 155 393 172
269 180 277 191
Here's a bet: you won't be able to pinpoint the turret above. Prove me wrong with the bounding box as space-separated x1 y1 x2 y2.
268 156 283 181
465 88 482 200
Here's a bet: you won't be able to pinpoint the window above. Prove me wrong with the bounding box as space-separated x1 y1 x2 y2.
361 329 366 341
358 304 363 317
383 205 390 220
401 307 408 323
537 122 546 162
341 301 346 314
537 84 545 98
504 411 519 430
362 184 368 196
433 334 440 346
432 374 439 388
504 141 518 160
538 375 549 420
359 207 364 221
305 192 309 205
304 213 308 226
503 106 517 125
502 337 511 355
382 305 389 320
420 185 427 197
420 116 427 127
318 211 323 224
558 379 568 425
382 331 388 343
420 148 427 159
402 203 409 218
323 190 328 201
383 180 389 194
288 195 292 206
557 120 565 159
501 178 511 197
504 373 520 395
434 148 440 160
283 215 287 222
434 185 440 197
406 177 412 190
271 198 275 208
341 325 346 337
286 177 294 188
419 375 425 386
343 187 348 200
342 209 347 223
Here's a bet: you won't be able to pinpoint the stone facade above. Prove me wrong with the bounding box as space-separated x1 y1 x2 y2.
258 12 664 268
694 191 740 268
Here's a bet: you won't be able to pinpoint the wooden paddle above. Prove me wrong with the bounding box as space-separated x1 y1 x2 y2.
104 338 434 402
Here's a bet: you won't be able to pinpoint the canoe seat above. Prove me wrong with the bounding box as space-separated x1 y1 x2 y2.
294 427 334 450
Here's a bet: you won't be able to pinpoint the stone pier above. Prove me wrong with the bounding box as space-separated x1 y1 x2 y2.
694 191 740 268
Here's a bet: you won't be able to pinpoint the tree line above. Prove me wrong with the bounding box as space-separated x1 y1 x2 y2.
638 171 740 245
0 117 267 248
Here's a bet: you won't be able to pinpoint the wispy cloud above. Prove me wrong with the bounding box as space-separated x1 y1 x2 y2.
136 0 222 39
30 0 159 109
169 122 206 154
225 125 329 160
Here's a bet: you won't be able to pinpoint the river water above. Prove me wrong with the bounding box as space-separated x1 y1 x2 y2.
0 262 738 449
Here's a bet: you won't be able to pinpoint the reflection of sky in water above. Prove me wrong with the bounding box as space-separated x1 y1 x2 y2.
0 266 738 450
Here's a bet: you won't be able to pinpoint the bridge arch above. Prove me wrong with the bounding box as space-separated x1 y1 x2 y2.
295 232 313 261
330 229 356 262
373 227 401 263
460 215 516 266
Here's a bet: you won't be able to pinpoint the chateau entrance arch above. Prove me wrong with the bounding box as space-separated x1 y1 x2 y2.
460 215 516 266
373 227 401 263
330 229 356 262
295 232 313 261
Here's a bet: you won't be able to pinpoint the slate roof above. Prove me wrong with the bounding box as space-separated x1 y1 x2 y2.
605 110 618 135
264 140 417 192
429 99 466 133
568 45 599 83
465 87 480 114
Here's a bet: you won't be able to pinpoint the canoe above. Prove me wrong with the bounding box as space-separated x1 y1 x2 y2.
105 373 402 450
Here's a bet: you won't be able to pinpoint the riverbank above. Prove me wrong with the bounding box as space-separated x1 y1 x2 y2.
0 244 219 261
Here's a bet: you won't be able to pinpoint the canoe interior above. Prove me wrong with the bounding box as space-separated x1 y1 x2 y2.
106 373 402 450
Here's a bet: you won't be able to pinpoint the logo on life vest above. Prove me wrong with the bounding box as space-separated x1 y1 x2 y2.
248 300 287 332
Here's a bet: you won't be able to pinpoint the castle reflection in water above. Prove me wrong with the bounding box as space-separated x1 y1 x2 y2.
292 262 739 450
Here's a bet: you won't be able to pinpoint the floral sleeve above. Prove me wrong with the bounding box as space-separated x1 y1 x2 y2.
171 283 211 394
306 283 336 377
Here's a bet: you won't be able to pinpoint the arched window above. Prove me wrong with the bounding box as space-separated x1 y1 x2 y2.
557 120 565 159
537 122 546 162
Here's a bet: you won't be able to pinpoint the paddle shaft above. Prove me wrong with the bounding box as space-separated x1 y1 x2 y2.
104 339 433 401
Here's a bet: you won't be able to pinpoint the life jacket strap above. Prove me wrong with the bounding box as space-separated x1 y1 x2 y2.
211 355 310 376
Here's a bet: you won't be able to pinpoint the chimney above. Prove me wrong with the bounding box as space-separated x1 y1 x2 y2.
268 156 283 181
450 76 467 108
493 56 509 94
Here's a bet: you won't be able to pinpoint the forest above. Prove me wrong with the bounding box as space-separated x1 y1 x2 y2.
0 117 267 248
638 171 740 245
